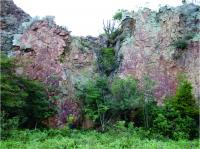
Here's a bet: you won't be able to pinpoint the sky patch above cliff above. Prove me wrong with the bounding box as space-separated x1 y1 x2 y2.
14 0 184 36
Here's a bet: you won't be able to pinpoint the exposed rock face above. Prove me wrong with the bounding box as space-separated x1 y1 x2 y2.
13 17 101 126
118 4 200 103
0 0 30 53
13 18 73 126
14 18 71 86
57 36 103 126
3 1 199 125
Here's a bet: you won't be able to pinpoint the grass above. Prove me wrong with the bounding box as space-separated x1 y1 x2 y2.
1 129 199 149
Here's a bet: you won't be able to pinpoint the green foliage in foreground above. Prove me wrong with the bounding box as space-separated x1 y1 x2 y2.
76 76 111 131
152 77 199 140
76 76 144 131
1 129 199 149
111 76 142 111
0 53 55 138
76 74 199 140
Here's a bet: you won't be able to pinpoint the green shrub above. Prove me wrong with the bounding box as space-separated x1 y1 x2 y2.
140 76 156 128
76 73 199 140
112 121 127 132
173 33 194 52
110 76 156 128
152 106 198 140
112 9 129 21
76 76 111 131
173 78 198 117
152 112 172 137
76 76 156 131
113 11 122 21
110 76 142 111
0 53 55 138
97 48 116 75
173 39 188 49
152 77 199 140
170 78 199 139
107 76 142 126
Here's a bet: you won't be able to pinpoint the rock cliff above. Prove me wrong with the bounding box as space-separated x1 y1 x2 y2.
0 0 30 53
12 17 102 126
1 0 199 125
118 4 200 103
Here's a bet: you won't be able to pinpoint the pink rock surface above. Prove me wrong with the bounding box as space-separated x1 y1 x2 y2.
118 7 200 102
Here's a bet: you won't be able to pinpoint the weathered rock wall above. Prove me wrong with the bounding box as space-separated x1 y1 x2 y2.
118 4 200 103
0 0 30 53
12 17 102 126
1 1 199 125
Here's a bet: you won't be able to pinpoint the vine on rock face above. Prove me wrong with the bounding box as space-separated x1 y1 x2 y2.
97 17 124 76
97 48 116 76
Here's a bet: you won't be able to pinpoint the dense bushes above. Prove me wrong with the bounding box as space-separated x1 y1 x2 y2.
144 77 199 140
152 78 199 140
109 77 145 125
0 54 55 138
1 52 198 141
76 74 199 140
76 76 111 131
110 77 142 111
97 48 117 75
76 76 154 131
